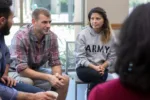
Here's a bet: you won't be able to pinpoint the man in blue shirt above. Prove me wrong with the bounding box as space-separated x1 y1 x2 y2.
0 0 56 100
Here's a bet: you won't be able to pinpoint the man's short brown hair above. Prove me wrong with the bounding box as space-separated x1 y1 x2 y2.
32 7 50 20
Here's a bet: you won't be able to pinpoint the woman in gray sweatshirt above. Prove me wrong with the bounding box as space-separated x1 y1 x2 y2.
75 7 116 96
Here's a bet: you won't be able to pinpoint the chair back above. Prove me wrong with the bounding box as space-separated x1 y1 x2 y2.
65 41 76 74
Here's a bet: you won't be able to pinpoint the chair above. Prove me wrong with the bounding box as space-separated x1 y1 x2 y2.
65 41 88 100
65 41 119 100
65 41 76 74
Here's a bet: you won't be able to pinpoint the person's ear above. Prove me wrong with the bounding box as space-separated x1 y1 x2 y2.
32 18 36 25
0 17 6 25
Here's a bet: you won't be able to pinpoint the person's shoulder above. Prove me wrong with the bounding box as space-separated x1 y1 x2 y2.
14 24 31 39
79 26 91 35
48 30 58 39
106 30 118 46
92 79 121 94
17 24 31 34
77 26 91 39
89 79 120 100
49 30 57 36
98 79 120 89
110 30 118 43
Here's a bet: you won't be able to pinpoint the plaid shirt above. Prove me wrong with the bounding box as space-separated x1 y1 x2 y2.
10 24 61 73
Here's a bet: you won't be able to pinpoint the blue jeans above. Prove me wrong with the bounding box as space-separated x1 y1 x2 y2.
9 67 52 91
13 82 44 93
0 82 44 100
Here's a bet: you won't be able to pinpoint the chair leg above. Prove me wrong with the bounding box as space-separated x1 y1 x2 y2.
75 82 77 100
86 84 90 100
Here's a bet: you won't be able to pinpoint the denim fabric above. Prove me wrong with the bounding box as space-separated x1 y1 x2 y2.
0 83 17 100
0 82 44 100
14 82 44 93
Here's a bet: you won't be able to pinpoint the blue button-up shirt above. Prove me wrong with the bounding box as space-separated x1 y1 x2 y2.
0 33 18 100
0 35 6 77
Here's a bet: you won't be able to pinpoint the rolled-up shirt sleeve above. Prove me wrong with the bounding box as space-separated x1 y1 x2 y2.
0 83 18 100
10 35 28 73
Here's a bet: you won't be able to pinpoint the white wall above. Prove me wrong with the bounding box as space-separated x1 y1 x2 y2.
84 0 129 24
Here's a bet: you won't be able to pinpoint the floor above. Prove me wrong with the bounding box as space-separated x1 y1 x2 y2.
63 72 118 100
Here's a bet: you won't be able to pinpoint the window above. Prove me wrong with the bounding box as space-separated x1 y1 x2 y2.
23 0 83 23
6 0 85 69
129 0 150 14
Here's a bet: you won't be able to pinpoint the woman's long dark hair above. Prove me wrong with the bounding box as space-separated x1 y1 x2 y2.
115 3 150 93
88 7 111 43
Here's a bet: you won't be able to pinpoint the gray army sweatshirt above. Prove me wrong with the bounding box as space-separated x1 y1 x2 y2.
75 26 117 70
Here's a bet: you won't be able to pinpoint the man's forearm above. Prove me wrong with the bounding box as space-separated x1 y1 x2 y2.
51 65 62 75
17 92 35 100
17 91 56 100
20 67 51 81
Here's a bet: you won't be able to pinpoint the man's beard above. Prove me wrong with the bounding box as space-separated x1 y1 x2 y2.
0 21 10 36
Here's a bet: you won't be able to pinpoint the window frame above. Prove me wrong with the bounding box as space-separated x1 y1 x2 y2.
10 0 85 71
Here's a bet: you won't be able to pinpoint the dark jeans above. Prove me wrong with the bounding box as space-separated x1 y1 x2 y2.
13 82 44 93
0 82 44 100
76 66 108 93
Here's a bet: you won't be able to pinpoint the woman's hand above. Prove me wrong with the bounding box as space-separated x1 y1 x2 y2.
99 65 105 75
